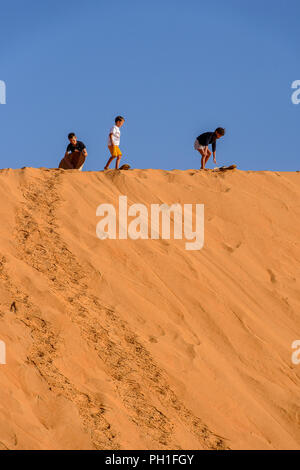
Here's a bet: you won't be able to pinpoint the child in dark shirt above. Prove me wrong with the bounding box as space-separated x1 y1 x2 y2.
194 127 225 170
59 133 88 170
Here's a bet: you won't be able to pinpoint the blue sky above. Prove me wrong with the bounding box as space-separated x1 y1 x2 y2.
0 0 299 171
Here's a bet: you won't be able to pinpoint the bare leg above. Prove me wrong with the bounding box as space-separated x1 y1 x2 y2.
205 149 212 166
115 156 121 169
198 149 207 169
198 149 212 169
104 156 115 170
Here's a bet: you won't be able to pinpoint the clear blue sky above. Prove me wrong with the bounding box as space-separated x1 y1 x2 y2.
0 0 299 171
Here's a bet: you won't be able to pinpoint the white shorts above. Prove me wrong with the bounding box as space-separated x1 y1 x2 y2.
194 139 208 151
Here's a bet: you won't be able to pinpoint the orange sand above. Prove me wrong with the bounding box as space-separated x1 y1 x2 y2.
0 167 299 450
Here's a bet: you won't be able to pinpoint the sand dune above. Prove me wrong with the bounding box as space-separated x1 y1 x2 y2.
0 167 299 450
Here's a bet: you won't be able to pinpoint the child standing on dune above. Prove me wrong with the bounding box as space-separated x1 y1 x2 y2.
104 116 125 170
194 127 225 170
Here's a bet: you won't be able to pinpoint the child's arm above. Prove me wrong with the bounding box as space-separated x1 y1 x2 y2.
212 141 217 164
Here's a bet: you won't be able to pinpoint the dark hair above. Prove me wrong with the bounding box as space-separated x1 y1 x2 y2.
215 127 225 136
68 132 76 140
115 116 125 124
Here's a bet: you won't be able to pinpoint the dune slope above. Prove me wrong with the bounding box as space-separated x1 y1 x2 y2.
0 167 300 450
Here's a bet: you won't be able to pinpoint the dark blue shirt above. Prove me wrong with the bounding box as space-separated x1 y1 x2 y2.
197 132 217 152
66 140 86 154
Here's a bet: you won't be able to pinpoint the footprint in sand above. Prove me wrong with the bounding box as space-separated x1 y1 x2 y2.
223 242 242 253
149 336 158 343
267 269 277 283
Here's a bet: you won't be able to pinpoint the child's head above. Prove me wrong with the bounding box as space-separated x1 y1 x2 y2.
215 127 225 139
115 116 125 128
68 132 77 145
